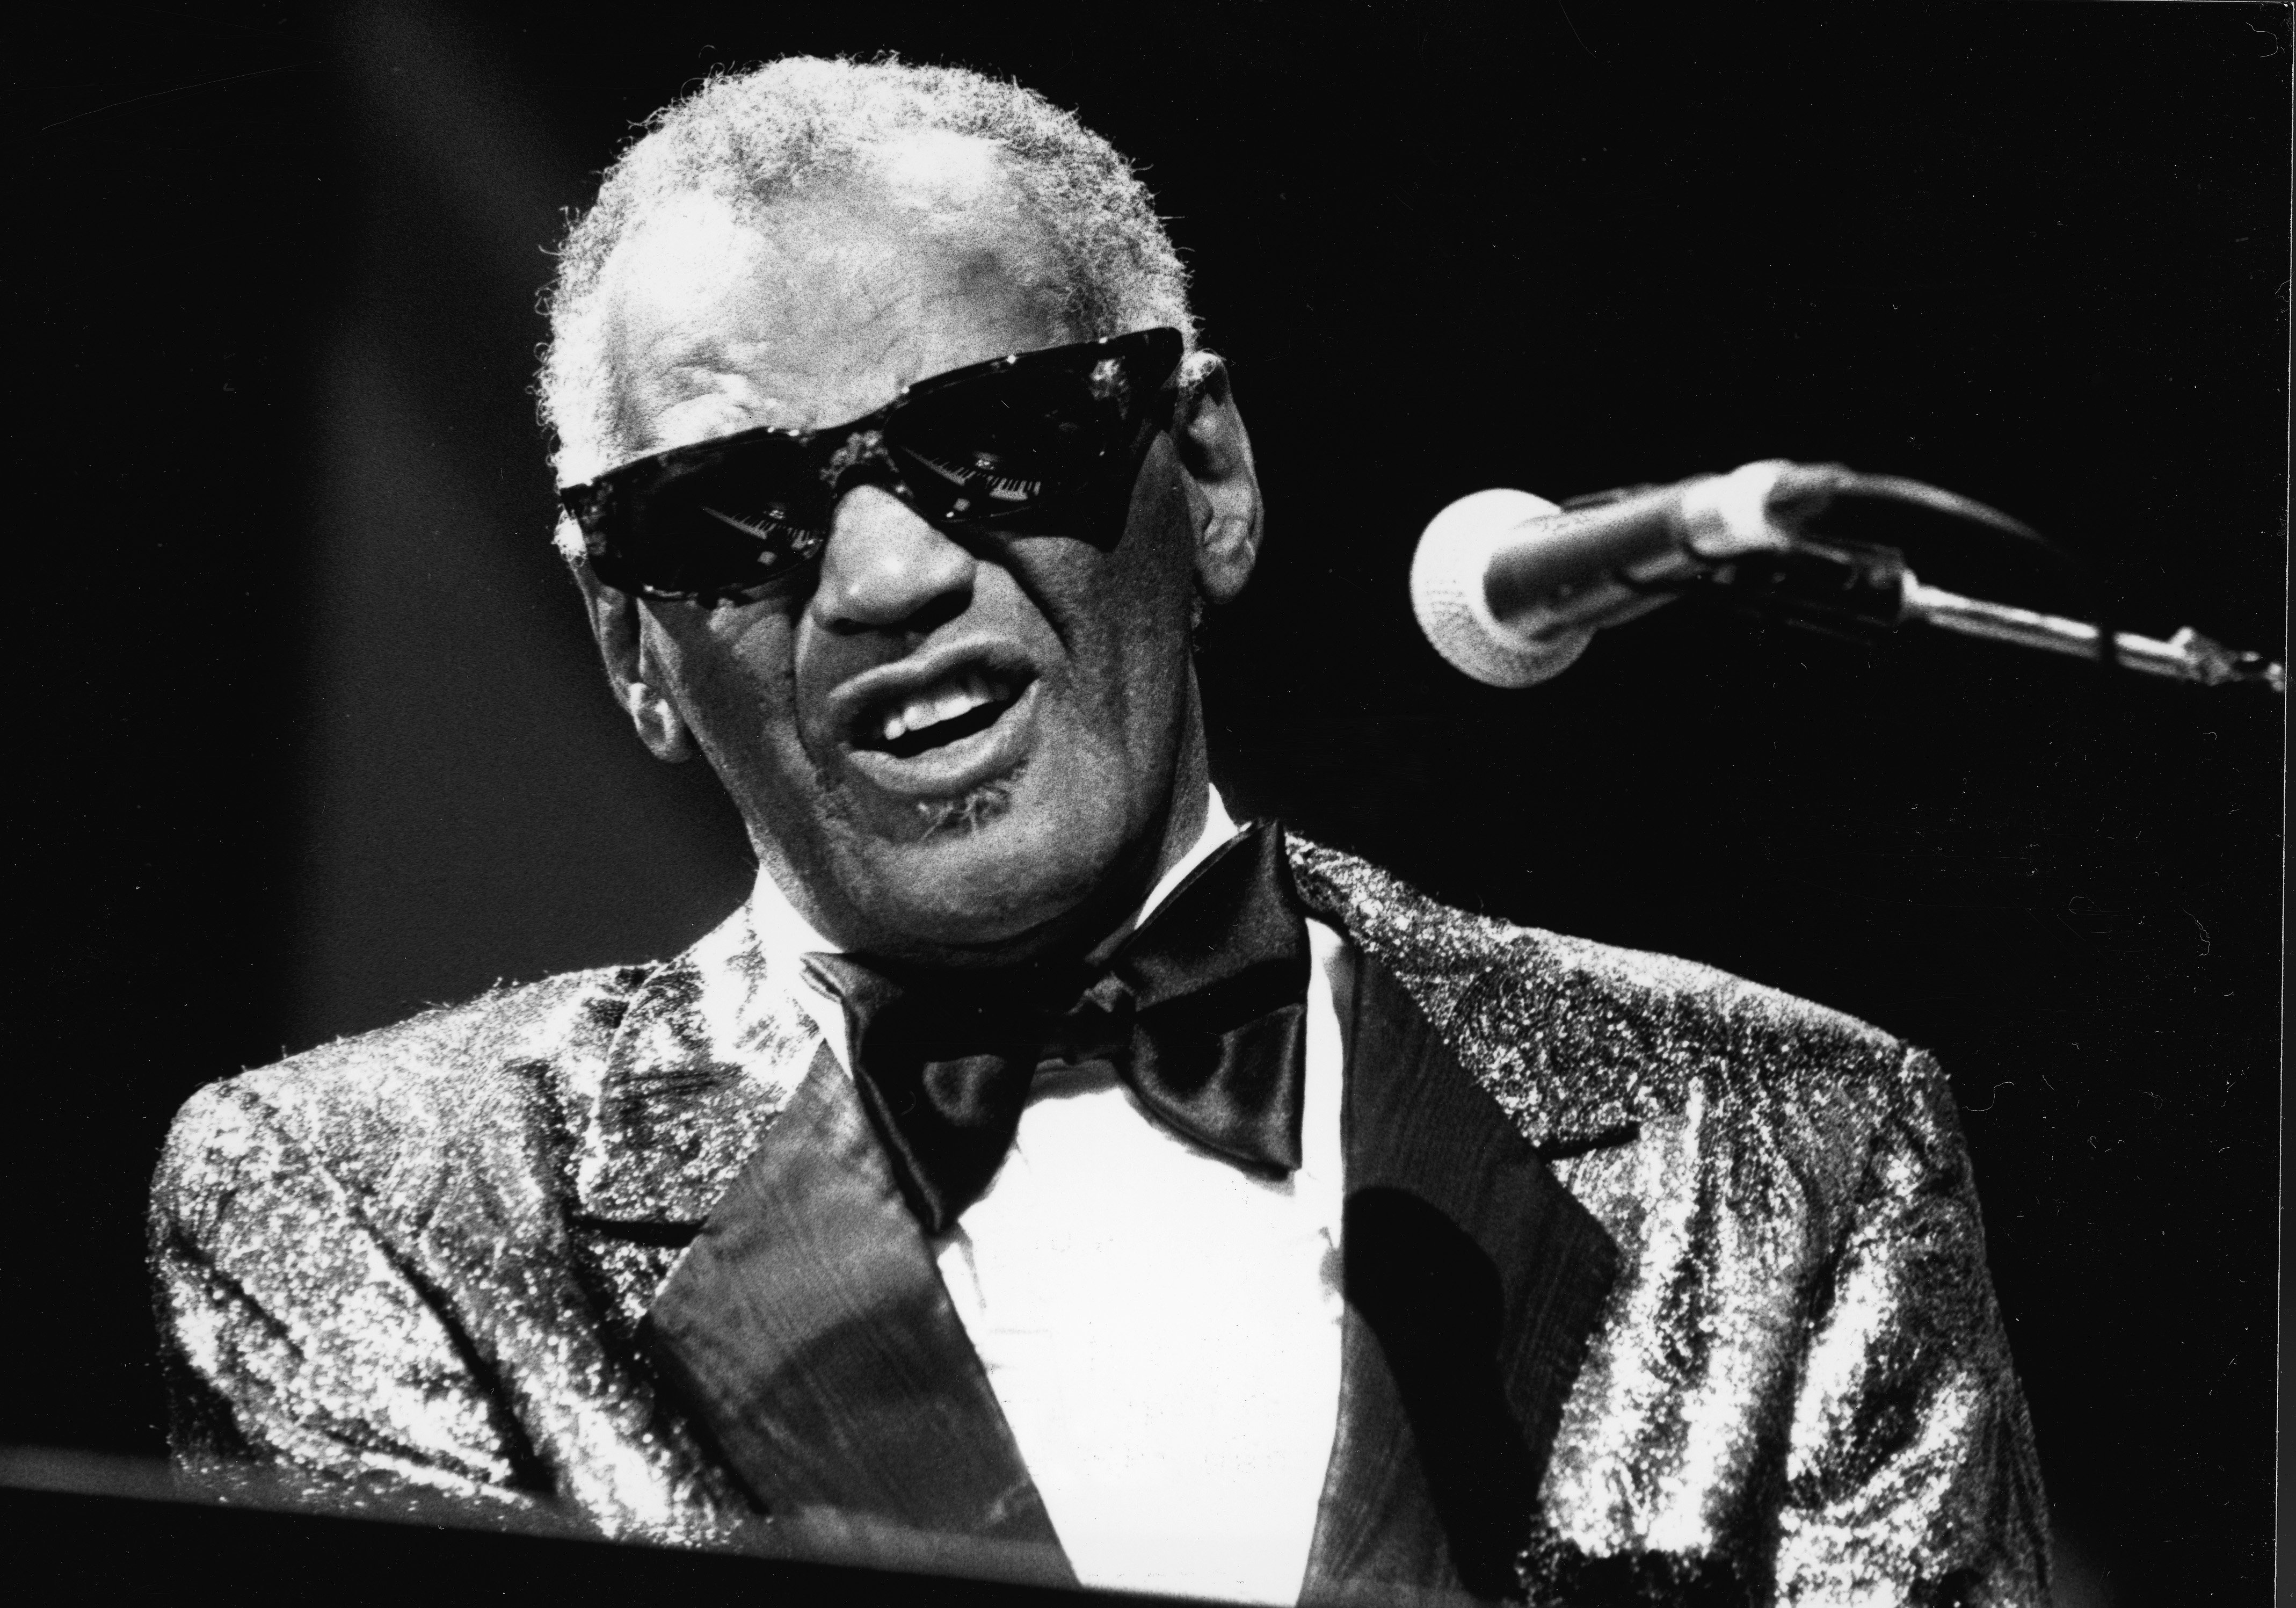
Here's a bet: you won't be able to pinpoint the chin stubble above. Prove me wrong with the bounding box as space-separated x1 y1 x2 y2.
912 780 1014 837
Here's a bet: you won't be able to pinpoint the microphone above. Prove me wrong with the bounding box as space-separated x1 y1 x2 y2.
1411 461 1804 688
1409 460 2288 693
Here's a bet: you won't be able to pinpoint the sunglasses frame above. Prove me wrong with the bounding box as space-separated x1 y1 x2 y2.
559 326 1187 607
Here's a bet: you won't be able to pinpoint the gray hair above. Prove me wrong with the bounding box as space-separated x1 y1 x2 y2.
538 55 1201 498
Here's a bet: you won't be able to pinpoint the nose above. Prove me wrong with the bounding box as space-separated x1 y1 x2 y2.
809 483 978 638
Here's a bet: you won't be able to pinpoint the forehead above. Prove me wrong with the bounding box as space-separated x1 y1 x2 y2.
604 137 1072 458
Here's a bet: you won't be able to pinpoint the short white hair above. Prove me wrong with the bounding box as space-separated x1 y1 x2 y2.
537 55 1202 496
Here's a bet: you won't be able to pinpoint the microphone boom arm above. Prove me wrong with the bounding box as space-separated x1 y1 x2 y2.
1648 533 2287 693
1899 580 2286 691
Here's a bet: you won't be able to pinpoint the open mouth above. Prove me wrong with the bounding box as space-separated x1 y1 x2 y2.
853 668 1029 759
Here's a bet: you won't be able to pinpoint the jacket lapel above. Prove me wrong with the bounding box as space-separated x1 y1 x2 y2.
1303 955 1621 1604
643 1040 1072 1580
571 900 1067 1576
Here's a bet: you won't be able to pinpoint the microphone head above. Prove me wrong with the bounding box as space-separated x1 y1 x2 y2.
1409 488 1595 688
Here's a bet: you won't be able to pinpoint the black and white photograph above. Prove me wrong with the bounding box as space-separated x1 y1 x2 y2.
16 5 2289 1604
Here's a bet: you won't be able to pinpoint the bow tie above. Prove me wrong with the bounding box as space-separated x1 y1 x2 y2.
805 821 1311 1236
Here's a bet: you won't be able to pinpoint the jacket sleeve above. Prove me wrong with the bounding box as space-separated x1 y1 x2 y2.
1774 1046 2052 1605
148 1077 553 1523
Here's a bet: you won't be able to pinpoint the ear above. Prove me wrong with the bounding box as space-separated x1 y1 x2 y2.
572 554 697 763
1173 356 1264 606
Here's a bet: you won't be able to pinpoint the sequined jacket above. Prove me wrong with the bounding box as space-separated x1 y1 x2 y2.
150 839 2049 1604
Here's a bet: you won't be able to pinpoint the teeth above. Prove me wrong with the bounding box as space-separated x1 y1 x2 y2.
877 676 999 745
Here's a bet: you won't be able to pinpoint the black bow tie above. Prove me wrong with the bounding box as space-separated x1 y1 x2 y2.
805 821 1311 1236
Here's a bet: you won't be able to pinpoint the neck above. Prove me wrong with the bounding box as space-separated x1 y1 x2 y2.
956 726 1216 976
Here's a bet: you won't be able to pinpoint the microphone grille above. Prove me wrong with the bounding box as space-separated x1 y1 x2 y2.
1409 488 1594 689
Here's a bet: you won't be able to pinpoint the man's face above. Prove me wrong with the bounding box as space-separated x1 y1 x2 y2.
590 149 1243 963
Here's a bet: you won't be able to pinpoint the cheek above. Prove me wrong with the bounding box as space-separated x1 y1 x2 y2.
645 606 809 779
1090 461 1200 726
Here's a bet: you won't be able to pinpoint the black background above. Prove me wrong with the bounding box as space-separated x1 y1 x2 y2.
21 4 2288 1603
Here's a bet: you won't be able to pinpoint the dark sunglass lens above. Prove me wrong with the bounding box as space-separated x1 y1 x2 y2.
890 339 1168 520
611 498 826 602
601 430 831 600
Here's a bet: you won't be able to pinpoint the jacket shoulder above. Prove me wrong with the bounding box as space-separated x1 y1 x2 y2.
1285 835 1917 1147
155 963 653 1220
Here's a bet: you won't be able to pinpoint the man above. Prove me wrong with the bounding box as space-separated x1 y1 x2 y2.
151 57 2048 1605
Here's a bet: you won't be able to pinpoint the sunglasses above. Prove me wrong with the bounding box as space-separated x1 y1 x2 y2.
558 326 1186 606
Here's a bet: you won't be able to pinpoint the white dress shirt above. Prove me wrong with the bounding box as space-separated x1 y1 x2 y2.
749 791 1350 1604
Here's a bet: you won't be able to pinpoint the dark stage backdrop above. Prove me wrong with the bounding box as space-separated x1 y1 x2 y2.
24 4 2288 1603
